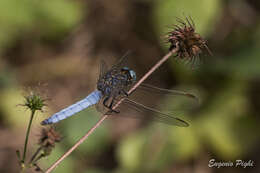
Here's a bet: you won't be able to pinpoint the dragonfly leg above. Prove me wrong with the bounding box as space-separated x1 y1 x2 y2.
103 96 120 113
109 97 120 113
121 89 129 97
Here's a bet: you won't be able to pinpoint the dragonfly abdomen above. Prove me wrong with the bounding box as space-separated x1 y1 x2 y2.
41 90 102 125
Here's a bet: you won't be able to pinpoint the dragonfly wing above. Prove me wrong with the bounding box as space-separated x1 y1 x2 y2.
41 90 102 125
110 51 132 70
113 98 189 127
99 59 109 79
131 84 199 112
138 83 198 101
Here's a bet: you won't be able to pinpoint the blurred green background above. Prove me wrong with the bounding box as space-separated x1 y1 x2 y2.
0 0 260 173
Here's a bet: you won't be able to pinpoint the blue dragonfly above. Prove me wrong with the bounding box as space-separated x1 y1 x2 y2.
41 53 197 126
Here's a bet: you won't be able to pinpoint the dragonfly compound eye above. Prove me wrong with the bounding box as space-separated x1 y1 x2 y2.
129 70 136 81
122 67 129 70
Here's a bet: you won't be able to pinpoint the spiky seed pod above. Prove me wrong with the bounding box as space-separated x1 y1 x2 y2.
38 127 61 156
167 17 212 67
21 91 46 112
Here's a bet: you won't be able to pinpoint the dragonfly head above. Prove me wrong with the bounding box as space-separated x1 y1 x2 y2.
121 67 136 82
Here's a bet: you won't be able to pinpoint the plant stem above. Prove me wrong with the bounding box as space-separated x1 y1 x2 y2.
31 153 45 165
22 110 36 163
45 48 178 173
30 146 42 164
45 115 108 173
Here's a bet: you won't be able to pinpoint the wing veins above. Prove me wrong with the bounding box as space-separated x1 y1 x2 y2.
121 98 189 127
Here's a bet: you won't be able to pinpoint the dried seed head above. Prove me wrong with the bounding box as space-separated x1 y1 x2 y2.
38 127 61 156
167 17 212 67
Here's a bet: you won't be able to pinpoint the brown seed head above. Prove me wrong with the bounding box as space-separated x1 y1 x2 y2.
167 17 212 67
39 127 61 156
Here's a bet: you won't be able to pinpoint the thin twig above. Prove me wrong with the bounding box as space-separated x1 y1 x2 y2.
45 47 178 173
45 115 108 173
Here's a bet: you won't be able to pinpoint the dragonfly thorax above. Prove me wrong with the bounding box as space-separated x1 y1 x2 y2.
97 67 136 96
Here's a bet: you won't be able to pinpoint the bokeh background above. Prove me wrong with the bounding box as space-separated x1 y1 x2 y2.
0 0 260 173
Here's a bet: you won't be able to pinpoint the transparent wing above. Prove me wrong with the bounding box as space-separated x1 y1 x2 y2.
95 85 195 126
110 50 132 71
99 50 132 79
112 98 189 127
99 59 109 79
130 84 199 111
137 83 198 101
